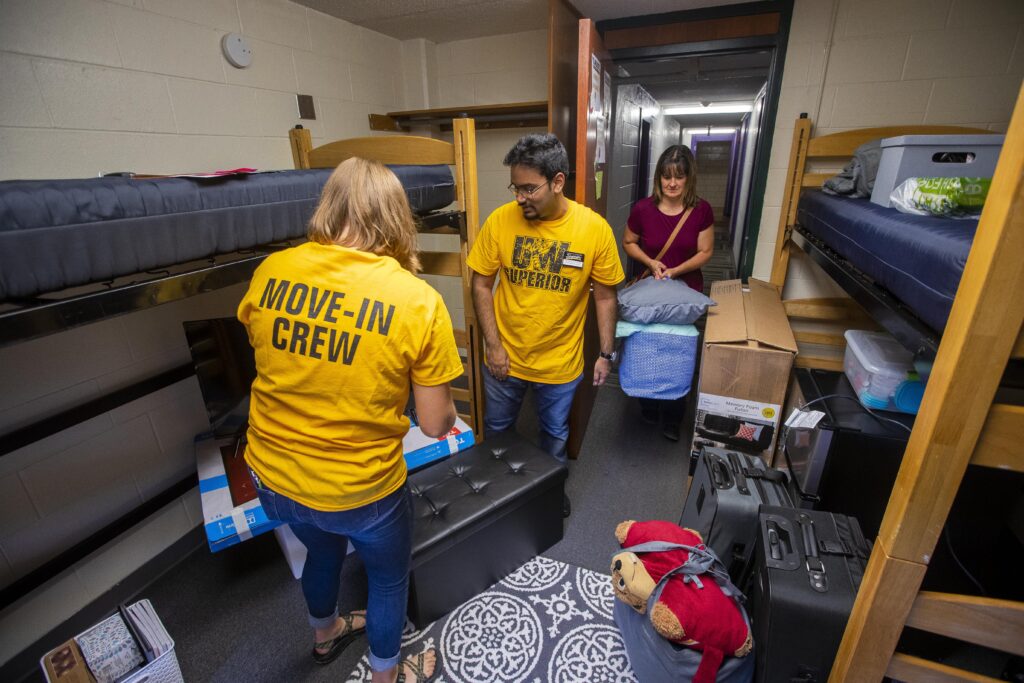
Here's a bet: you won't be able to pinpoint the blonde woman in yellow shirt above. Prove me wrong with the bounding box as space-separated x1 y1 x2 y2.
238 158 461 683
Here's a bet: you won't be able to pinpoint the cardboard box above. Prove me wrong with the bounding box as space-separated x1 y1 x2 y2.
690 279 797 463
403 416 475 471
40 639 96 683
196 434 280 553
195 417 475 553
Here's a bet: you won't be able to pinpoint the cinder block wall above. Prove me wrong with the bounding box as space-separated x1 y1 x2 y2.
0 0 405 180
422 29 550 331
606 84 682 272
751 0 1023 298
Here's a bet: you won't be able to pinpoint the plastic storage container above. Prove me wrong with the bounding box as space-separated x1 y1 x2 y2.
870 134 1004 207
843 330 924 414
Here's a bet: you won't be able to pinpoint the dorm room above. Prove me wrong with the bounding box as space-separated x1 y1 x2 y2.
3 0 1024 682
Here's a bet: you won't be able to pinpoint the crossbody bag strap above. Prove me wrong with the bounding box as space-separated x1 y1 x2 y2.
632 204 695 284
653 204 695 262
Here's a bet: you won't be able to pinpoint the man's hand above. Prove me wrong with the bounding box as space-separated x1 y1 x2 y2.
593 356 611 386
486 342 511 381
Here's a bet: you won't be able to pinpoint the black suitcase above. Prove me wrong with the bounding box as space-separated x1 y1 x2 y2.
750 506 871 683
680 447 792 588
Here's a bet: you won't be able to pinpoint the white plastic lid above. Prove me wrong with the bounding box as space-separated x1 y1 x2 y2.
843 329 914 378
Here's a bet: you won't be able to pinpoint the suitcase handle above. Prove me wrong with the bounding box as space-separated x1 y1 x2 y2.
710 454 733 490
725 451 750 495
797 513 829 593
762 515 800 570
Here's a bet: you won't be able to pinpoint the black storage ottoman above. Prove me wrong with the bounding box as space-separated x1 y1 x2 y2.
406 431 567 627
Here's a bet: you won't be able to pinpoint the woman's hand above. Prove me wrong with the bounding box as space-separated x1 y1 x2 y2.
649 259 669 279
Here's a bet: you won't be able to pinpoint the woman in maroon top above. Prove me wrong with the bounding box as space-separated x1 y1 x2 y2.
622 145 714 441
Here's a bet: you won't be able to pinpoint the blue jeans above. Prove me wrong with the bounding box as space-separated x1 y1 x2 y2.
483 369 583 463
254 481 413 673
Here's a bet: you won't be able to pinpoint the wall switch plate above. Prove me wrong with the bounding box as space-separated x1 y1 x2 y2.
297 94 315 120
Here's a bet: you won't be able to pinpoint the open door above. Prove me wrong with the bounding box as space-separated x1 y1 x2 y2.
549 3 614 458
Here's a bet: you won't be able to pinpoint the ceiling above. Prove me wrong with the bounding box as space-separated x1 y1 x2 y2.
289 0 768 129
291 0 750 43
619 50 772 129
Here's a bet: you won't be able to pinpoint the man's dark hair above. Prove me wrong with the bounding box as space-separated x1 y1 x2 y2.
503 133 569 181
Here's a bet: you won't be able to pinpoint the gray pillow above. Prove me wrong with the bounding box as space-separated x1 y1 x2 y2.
618 277 716 325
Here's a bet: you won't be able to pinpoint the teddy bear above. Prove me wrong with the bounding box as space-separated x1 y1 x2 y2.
612 519 753 683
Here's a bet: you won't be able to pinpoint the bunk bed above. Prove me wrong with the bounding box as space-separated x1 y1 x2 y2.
0 119 484 613
768 86 1024 681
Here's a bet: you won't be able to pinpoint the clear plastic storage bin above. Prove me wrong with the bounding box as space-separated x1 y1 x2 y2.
843 330 924 414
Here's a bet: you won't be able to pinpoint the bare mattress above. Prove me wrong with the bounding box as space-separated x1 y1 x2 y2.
0 165 455 301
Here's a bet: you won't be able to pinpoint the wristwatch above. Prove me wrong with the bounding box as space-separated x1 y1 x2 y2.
598 350 617 362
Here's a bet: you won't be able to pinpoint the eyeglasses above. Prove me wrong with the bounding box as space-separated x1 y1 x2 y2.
507 182 549 198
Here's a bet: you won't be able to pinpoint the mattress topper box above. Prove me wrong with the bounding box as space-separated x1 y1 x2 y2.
196 416 475 552
691 279 797 464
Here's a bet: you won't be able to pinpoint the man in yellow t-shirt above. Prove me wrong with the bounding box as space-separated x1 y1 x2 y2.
467 133 624 517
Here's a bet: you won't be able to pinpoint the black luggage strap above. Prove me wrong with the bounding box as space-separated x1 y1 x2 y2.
818 539 853 557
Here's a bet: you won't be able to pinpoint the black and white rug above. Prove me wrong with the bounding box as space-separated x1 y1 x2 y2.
344 556 638 682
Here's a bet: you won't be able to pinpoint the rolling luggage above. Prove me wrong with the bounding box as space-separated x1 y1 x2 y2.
749 506 871 683
680 447 792 588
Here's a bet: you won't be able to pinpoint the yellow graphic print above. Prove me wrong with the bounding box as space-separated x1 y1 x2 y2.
503 235 573 294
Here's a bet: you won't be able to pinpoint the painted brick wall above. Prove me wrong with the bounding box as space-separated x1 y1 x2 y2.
0 283 247 664
0 0 405 180
421 29 550 330
750 0 1023 300
606 83 682 272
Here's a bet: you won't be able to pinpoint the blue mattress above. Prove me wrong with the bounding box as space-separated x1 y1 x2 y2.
0 165 455 300
797 190 977 333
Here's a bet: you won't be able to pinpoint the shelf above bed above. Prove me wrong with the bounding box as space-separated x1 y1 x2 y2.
369 101 548 132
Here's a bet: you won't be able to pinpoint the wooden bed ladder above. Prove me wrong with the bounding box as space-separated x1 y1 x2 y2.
828 84 1024 682
287 120 486 435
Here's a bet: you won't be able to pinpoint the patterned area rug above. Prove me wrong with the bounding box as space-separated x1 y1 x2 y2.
344 556 638 682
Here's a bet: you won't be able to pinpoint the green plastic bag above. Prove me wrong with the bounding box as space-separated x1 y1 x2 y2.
890 177 991 218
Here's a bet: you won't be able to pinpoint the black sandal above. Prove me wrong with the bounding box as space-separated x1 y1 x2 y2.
395 651 436 683
311 611 366 665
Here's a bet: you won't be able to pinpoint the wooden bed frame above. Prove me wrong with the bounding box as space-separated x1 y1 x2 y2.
288 120 486 436
768 89 1024 681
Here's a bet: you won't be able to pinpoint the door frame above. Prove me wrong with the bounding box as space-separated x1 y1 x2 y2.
597 0 794 281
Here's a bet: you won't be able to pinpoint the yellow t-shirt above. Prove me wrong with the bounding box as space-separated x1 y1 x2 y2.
237 241 463 512
466 199 624 383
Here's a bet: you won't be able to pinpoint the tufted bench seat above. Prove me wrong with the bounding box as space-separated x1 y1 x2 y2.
406 431 567 627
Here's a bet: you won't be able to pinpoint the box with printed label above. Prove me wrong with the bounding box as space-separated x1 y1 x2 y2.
195 418 475 552
196 434 280 553
690 279 797 464
403 416 475 471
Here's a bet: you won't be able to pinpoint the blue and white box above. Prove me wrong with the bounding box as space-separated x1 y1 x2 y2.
195 417 475 553
196 435 280 553
403 416 475 471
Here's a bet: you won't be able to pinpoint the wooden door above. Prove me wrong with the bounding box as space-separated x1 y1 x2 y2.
548 0 581 198
566 18 613 459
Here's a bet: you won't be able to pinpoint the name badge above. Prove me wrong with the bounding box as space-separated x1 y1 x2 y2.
562 251 585 269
